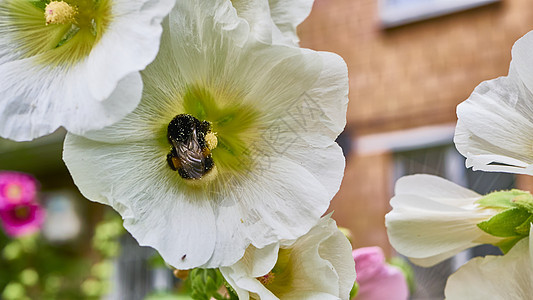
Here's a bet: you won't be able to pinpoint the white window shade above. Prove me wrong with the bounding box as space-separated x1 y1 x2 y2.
380 0 500 28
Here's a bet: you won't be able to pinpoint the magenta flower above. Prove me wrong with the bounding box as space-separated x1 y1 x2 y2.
0 171 44 237
0 202 45 237
353 247 409 300
0 171 38 208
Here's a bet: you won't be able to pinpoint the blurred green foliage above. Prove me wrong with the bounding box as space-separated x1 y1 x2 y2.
0 209 124 299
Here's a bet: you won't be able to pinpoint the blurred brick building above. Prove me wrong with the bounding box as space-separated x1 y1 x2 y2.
298 0 533 292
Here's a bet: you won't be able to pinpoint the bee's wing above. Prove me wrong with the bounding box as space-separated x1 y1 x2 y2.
174 128 207 179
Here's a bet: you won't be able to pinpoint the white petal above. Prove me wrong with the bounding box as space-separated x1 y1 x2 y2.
279 51 349 146
63 134 217 269
231 0 275 44
386 175 498 267
268 0 314 45
85 0 175 101
0 58 143 141
221 216 355 300
204 156 331 267
394 174 480 206
455 33 533 175
0 0 174 141
316 218 357 300
445 237 533 299
510 30 533 96
230 0 313 46
221 243 280 300
272 216 354 299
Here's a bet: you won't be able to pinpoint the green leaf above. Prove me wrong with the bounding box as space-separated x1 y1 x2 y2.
495 236 525 254
188 269 225 300
477 207 531 237
349 281 359 299
513 194 533 214
224 283 240 300
515 216 533 236
476 189 533 210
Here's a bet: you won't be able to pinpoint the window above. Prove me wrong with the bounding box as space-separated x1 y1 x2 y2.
379 0 500 27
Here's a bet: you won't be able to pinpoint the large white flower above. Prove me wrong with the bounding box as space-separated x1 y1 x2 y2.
220 216 356 300
231 0 313 46
0 0 174 141
63 0 348 269
445 226 533 299
455 30 533 175
385 174 502 267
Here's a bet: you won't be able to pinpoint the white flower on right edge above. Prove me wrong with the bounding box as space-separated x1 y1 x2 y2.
455 30 533 175
220 216 356 300
385 174 503 267
445 225 533 300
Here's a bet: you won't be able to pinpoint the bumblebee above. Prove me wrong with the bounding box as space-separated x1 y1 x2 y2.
166 114 215 180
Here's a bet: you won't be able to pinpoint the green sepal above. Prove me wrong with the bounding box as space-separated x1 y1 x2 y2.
512 194 533 214
29 0 48 10
476 189 533 210
349 281 359 299
477 207 531 237
388 257 416 294
515 215 533 236
188 269 225 300
495 236 525 254
224 282 239 300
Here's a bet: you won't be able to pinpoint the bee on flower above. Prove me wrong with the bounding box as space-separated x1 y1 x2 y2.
63 0 349 269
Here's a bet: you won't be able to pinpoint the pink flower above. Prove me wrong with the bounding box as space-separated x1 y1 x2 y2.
0 202 45 237
0 171 38 208
0 171 44 237
353 247 409 300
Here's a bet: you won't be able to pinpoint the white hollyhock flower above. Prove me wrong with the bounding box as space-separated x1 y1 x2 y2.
385 174 502 267
231 0 313 46
455 30 533 175
220 216 356 300
0 0 174 141
445 226 533 299
63 0 348 269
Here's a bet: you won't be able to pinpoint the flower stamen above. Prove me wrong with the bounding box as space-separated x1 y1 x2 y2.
45 1 77 25
257 271 275 286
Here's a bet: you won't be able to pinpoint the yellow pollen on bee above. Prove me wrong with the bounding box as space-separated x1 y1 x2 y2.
205 132 218 150
45 1 77 25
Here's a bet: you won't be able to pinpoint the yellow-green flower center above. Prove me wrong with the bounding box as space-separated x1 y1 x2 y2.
255 248 294 298
4 0 112 67
157 84 264 187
